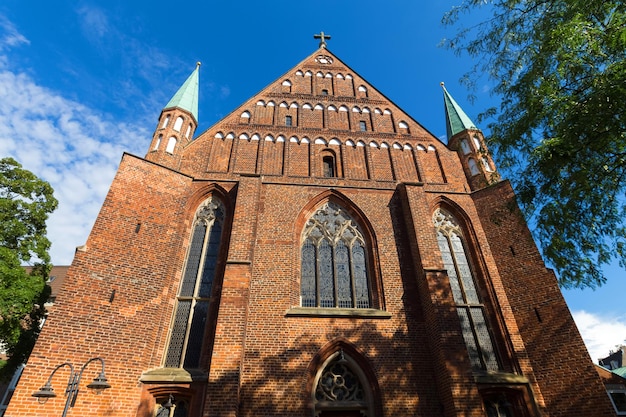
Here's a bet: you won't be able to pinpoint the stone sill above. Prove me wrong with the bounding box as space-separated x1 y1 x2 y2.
139 367 207 383
474 371 529 385
286 307 392 318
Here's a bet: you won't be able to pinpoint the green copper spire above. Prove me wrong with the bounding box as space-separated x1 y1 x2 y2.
441 82 478 141
165 62 200 122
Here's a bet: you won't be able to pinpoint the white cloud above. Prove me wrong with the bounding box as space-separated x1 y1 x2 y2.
572 310 626 363
0 15 29 51
0 67 148 265
76 5 110 42
0 14 157 265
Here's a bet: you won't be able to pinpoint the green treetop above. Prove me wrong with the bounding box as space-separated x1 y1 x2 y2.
0 157 58 379
443 0 626 288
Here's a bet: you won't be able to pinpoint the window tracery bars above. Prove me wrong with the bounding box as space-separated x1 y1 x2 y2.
315 357 365 403
433 208 500 371
300 202 370 308
165 197 225 368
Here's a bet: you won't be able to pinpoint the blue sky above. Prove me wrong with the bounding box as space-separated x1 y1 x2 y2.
0 1 624 362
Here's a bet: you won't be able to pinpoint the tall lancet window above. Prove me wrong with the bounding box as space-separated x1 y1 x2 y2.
301 202 370 309
433 208 500 371
165 197 225 368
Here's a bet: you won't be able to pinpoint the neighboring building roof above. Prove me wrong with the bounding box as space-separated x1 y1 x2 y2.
597 364 626 384
441 82 478 141
600 346 625 370
164 63 200 122
23 265 69 305
615 367 626 379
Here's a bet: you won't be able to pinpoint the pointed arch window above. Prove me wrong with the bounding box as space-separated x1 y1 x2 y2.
434 208 500 371
165 197 225 368
301 202 370 309
313 350 374 416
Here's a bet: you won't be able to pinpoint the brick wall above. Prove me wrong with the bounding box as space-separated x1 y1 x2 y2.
6 47 614 417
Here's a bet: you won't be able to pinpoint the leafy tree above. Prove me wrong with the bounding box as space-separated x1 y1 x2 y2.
442 0 626 288
0 157 57 379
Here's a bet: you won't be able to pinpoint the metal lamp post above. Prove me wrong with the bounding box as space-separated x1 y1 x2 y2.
32 357 111 417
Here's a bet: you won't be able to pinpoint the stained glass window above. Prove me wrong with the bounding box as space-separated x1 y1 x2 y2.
433 208 500 371
165 197 225 368
300 202 370 308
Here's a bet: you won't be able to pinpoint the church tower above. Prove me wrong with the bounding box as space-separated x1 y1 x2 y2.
146 63 200 169
442 82 499 191
6 39 616 417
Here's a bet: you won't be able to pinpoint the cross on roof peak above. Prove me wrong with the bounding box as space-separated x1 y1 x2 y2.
314 31 331 48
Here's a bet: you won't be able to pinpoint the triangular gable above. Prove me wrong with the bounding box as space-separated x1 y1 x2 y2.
178 47 452 183
187 48 440 148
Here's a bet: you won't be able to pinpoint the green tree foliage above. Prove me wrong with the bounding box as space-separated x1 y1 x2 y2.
0 157 57 379
442 0 626 288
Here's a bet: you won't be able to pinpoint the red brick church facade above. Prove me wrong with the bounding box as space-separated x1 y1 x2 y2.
6 44 616 416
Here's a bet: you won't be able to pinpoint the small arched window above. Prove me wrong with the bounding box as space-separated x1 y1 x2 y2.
166 137 177 154
161 115 170 129
301 202 370 309
322 155 335 178
173 116 184 132
165 197 225 368
473 135 482 151
153 134 162 151
468 158 480 176
433 209 500 371
185 125 192 139
482 157 494 172
312 350 374 416
282 79 292 93
460 139 472 155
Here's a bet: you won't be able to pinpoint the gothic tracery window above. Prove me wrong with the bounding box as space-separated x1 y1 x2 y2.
433 208 500 371
165 197 225 368
301 202 370 309
313 350 372 417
